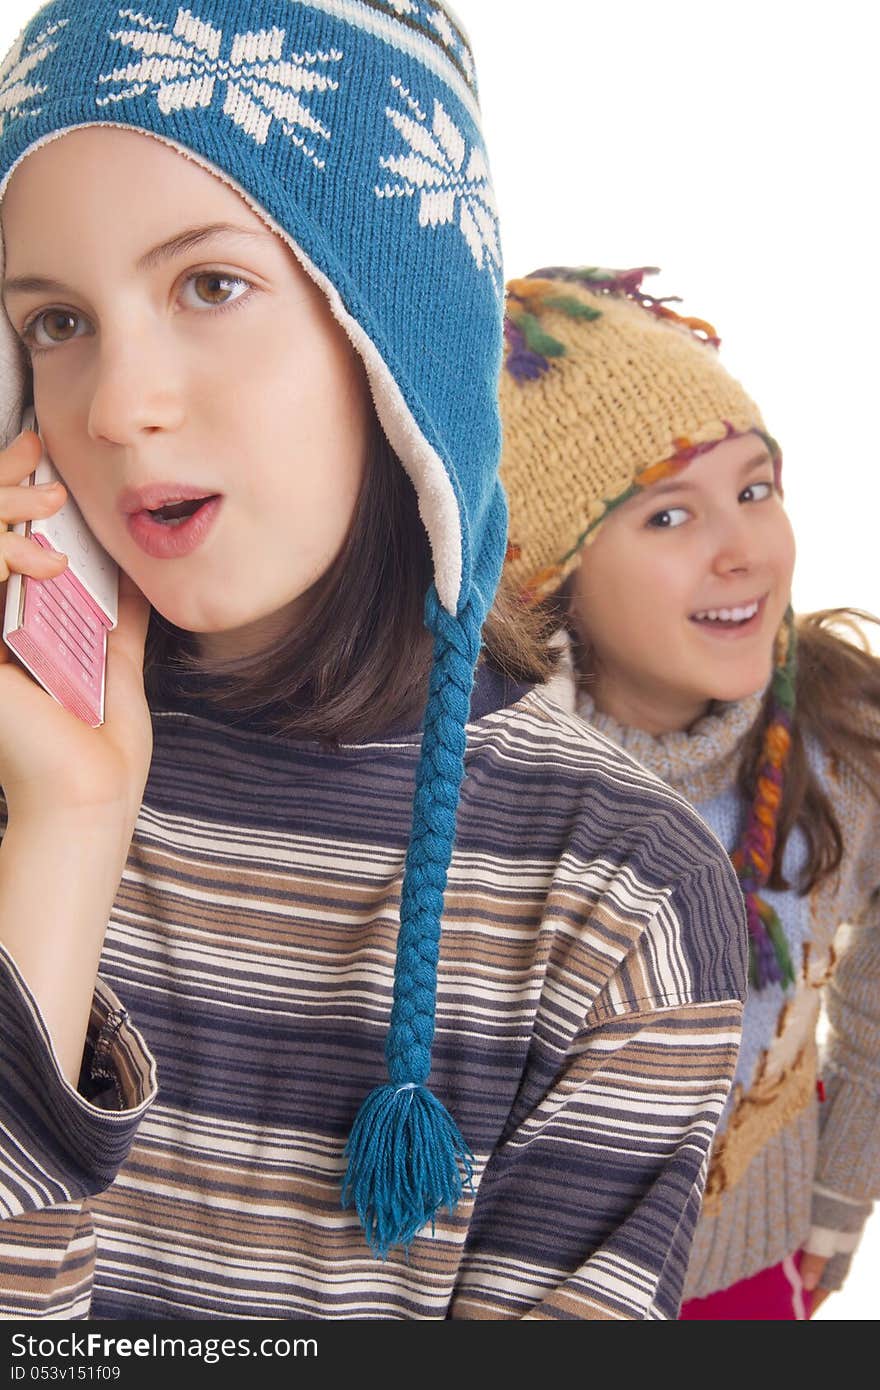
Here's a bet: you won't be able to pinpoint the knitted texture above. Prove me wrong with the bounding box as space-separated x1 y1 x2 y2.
386 587 483 1084
0 0 508 1256
731 614 798 987
569 672 880 1299
499 263 796 988
341 590 481 1252
499 266 771 604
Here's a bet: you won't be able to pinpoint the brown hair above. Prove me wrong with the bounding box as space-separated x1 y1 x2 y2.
145 425 557 739
557 588 880 897
739 608 880 893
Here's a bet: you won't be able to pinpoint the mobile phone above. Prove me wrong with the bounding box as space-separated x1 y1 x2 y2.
2 409 118 727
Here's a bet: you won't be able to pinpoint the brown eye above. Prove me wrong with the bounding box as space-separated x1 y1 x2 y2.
23 308 88 352
192 273 240 305
41 311 79 342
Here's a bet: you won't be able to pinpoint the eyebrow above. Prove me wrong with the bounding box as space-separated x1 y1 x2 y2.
636 450 773 503
2 222 267 298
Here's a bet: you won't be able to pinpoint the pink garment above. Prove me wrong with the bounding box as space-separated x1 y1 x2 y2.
680 1251 814 1320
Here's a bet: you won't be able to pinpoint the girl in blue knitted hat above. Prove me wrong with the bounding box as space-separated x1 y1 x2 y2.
499 265 880 1319
0 6 748 1320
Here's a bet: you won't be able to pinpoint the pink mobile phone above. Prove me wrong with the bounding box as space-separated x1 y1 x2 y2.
2 409 118 727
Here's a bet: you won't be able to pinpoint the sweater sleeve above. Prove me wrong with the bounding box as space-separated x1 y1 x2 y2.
813 888 880 1290
799 690 880 1292
0 943 156 1317
450 859 747 1321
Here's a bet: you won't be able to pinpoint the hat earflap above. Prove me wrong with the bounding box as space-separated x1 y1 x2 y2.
342 585 481 1256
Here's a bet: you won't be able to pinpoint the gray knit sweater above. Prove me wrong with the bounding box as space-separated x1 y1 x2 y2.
545 640 880 1298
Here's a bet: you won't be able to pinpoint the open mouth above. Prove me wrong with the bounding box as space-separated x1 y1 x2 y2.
689 596 765 630
147 496 220 526
126 492 224 559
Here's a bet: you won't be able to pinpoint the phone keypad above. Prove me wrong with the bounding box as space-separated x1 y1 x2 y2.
9 535 114 726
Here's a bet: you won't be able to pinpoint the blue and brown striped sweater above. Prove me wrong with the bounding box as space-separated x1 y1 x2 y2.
0 666 748 1319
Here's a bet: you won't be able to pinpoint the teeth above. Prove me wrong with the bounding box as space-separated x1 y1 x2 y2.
693 600 760 623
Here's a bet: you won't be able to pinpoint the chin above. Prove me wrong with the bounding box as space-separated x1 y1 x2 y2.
709 669 773 704
146 587 262 630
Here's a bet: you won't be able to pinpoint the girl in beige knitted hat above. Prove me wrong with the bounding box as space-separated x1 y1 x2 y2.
500 266 880 1318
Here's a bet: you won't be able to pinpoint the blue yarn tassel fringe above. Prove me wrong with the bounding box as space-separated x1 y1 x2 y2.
342 1082 475 1259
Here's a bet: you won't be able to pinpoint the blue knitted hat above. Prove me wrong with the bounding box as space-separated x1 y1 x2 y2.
0 1 507 1258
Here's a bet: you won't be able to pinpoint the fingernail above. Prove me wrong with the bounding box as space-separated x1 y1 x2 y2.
35 481 61 491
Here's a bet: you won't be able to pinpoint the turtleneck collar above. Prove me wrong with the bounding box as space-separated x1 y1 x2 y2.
544 629 768 804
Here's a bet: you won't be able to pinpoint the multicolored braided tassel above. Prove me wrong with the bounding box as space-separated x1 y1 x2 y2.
731 609 798 990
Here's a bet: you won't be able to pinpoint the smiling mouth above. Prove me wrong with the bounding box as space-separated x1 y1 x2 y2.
690 597 765 628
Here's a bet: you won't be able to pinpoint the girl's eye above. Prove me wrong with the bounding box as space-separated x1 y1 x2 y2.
23 309 88 352
646 506 689 529
21 272 253 352
740 480 773 503
181 272 251 309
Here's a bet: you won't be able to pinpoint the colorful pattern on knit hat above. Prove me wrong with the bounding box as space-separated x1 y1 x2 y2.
498 264 795 990
499 267 774 605
0 0 508 1258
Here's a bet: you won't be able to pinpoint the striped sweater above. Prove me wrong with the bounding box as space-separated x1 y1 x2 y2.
544 641 880 1300
0 665 747 1320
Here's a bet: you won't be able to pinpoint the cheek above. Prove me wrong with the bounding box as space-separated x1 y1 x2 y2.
575 535 705 678
774 509 797 588
573 540 659 644
596 541 691 624
38 441 97 509
245 325 370 488
245 417 369 571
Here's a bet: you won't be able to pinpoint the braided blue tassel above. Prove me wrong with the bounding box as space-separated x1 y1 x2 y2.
342 1082 474 1258
342 588 481 1257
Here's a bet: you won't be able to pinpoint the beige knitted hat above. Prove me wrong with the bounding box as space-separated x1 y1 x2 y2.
499 266 777 603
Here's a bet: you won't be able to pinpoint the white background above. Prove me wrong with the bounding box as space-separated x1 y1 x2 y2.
1 0 877 1318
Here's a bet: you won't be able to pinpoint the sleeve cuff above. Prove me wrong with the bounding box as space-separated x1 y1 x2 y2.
815 1060 880 1198
78 978 157 1111
805 1182 872 1292
1 943 157 1216
818 1249 857 1293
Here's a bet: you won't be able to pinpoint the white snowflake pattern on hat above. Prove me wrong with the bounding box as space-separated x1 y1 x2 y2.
95 7 342 168
426 6 456 50
0 18 69 136
375 76 500 292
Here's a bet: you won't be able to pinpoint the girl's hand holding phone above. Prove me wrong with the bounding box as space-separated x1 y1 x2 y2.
0 428 153 832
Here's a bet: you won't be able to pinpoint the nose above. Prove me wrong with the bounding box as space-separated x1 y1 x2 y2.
87 331 185 445
709 507 757 578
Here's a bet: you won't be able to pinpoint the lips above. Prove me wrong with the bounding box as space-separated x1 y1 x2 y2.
125 489 225 558
689 593 768 637
691 597 762 624
118 483 221 517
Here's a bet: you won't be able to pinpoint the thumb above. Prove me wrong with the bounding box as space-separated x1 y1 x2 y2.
799 1251 828 1291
